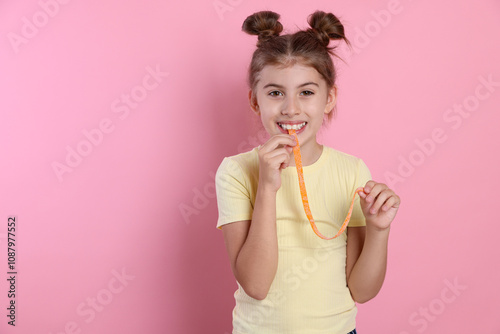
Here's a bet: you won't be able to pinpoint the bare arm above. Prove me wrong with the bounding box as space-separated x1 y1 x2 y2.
346 181 400 303
221 134 296 300
346 225 389 303
221 185 278 300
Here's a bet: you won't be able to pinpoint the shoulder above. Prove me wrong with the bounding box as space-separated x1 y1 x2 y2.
322 145 367 170
320 146 371 187
216 147 259 181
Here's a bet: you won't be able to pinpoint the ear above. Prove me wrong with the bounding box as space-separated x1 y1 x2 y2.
248 90 260 115
324 84 337 115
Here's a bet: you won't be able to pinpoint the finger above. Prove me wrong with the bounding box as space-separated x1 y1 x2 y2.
263 147 293 161
364 183 388 203
269 153 293 170
264 148 293 163
381 195 401 211
363 180 376 193
380 195 396 211
368 189 393 214
261 135 297 152
269 134 297 146
281 154 293 169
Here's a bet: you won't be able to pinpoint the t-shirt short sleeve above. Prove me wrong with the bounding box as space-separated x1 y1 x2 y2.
215 157 254 229
347 159 372 227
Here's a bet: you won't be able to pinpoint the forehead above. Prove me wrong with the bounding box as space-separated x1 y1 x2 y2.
257 63 324 88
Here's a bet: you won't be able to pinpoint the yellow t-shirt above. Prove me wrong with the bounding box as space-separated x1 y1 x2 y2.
215 145 372 334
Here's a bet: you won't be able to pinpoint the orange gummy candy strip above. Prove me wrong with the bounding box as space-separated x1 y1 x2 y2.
288 129 365 240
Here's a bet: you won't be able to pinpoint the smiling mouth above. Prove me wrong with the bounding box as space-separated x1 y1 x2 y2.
277 122 307 130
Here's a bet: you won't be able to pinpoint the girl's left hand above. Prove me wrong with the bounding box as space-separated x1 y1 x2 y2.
358 181 401 231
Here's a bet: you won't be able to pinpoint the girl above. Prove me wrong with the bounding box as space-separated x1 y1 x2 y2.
215 10 401 334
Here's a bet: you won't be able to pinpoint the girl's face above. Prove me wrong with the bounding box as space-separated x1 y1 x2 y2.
249 63 337 150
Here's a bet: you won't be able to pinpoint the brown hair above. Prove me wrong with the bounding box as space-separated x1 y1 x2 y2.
242 10 351 123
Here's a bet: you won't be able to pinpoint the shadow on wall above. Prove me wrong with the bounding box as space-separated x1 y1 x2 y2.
176 76 261 333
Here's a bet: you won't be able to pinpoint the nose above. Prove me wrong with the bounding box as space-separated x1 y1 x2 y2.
281 95 300 116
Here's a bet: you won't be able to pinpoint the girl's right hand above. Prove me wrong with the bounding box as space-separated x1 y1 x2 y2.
257 134 297 193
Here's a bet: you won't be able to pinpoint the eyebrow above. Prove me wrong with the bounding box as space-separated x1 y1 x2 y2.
262 82 319 89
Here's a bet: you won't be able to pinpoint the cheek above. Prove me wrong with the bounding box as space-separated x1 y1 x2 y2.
260 114 275 129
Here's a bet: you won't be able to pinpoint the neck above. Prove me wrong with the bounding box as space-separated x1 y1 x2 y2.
290 140 323 167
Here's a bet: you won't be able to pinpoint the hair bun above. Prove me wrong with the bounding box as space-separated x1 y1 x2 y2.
242 11 283 46
307 10 349 48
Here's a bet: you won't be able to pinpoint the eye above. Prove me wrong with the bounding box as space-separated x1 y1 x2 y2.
269 91 283 97
301 90 314 96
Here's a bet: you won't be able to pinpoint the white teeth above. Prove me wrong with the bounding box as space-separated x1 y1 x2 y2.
278 122 306 130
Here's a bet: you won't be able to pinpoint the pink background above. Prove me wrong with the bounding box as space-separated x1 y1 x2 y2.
1 0 499 333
